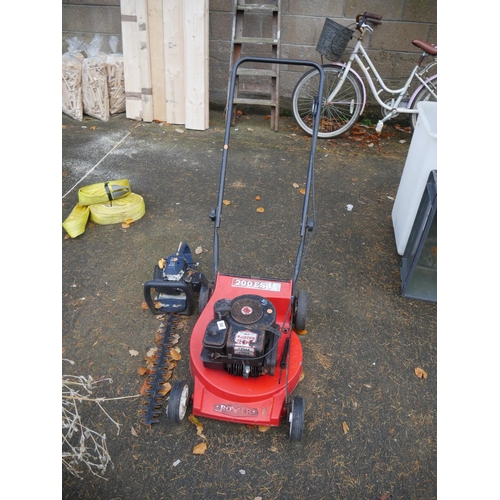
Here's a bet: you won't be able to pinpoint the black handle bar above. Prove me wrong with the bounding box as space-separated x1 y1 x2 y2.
214 57 325 289
356 12 383 25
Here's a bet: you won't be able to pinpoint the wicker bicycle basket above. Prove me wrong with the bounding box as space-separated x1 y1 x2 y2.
316 18 354 61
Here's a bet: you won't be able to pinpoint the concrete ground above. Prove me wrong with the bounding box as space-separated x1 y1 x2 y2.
62 109 436 499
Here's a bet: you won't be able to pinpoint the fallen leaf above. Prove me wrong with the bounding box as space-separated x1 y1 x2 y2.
255 195 261 201
292 183 300 188
195 246 203 254
294 329 307 335
131 426 139 437
154 301 163 309
122 222 130 228
192 442 207 455
342 421 349 434
299 188 306 195
138 379 149 395
146 347 158 357
159 382 172 396
188 414 205 437
175 128 184 134
299 371 305 382
188 414 201 425
129 349 139 357
158 258 166 269
223 199 231 205
256 207 265 213
137 366 148 376
258 425 271 433
236 109 244 115
394 123 412 134
414 367 428 379
170 349 182 361
141 301 149 310
380 494 391 500
269 446 278 453
264 115 270 120
124 218 134 224
90 126 97 130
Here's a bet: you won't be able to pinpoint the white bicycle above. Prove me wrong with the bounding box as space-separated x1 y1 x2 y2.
291 11 437 138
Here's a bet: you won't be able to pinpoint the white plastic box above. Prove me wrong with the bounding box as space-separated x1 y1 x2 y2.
392 101 437 255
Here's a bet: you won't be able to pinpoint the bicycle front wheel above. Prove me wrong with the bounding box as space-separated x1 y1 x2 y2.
292 65 363 139
409 75 437 130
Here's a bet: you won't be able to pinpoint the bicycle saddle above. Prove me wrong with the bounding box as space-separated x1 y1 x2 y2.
412 40 437 56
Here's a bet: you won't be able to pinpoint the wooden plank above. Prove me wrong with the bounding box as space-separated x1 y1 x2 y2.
136 0 154 122
148 0 167 122
163 0 185 124
120 0 142 120
183 0 209 130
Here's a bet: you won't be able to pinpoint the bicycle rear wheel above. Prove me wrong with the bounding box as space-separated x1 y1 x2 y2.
409 75 437 130
292 65 363 139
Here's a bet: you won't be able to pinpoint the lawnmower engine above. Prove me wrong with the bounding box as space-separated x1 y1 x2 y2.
201 294 279 379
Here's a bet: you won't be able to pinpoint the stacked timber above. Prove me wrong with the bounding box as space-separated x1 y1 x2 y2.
120 0 209 130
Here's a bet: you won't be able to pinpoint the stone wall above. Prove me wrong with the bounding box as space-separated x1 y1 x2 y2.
62 0 437 112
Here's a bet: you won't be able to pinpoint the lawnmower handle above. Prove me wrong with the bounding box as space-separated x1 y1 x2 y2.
214 57 325 289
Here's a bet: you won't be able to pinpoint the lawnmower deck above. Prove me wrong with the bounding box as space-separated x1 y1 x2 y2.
189 273 303 426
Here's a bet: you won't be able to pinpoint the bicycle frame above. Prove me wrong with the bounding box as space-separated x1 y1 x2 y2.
326 27 437 128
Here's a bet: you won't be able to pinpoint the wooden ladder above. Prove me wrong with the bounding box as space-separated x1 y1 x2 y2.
227 0 281 131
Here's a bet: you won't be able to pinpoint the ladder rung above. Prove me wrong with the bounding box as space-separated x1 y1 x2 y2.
237 4 278 11
234 37 278 45
237 68 278 77
233 98 277 106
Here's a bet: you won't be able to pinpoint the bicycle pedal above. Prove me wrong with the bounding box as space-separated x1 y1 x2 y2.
375 121 384 133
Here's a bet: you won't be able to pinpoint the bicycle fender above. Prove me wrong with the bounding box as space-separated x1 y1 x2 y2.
323 63 367 115
407 74 437 109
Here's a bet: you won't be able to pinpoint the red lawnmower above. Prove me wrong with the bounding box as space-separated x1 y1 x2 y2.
165 57 325 441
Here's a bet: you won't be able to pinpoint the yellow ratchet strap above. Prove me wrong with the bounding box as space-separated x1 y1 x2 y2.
62 179 145 238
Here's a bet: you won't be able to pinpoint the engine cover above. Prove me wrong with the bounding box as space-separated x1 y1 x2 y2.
201 294 279 378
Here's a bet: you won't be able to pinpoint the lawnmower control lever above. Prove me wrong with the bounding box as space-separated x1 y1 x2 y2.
209 209 216 221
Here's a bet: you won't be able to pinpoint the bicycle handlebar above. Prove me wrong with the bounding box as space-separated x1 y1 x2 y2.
356 12 383 25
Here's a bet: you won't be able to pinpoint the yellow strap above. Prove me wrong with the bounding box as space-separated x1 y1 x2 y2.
62 179 145 238
78 179 131 205
62 205 90 238
89 193 146 225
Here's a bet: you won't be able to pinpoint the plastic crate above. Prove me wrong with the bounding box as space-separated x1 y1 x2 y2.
400 170 437 302
392 101 437 255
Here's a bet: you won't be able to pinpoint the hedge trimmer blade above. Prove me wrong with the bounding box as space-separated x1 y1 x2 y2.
140 316 181 424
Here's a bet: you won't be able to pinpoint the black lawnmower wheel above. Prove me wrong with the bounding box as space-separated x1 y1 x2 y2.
167 380 190 423
289 396 305 441
294 290 307 331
